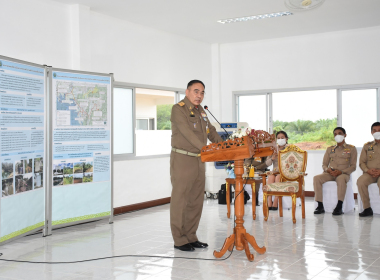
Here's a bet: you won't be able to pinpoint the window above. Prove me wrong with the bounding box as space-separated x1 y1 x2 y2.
342 89 377 147
238 94 268 131
113 88 133 154
272 90 337 150
135 88 176 156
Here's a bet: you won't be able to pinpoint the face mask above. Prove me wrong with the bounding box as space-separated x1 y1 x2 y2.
277 139 287 146
373 132 380 140
335 135 345 143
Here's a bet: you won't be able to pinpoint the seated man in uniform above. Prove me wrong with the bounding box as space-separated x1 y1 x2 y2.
313 127 357 215
357 122 380 217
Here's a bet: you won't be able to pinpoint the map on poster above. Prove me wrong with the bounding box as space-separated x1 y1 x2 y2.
52 71 111 188
55 80 108 126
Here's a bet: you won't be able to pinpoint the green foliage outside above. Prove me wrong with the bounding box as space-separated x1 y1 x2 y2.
273 118 337 148
157 104 173 130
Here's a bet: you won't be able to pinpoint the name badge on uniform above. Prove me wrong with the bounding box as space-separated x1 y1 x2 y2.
203 117 207 122
194 123 196 129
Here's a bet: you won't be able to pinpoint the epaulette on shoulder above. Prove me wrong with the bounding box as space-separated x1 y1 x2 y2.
347 144 355 147
364 141 371 146
328 145 335 148
178 101 185 107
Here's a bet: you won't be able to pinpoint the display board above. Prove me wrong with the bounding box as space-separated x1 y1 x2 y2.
0 57 46 243
50 69 112 227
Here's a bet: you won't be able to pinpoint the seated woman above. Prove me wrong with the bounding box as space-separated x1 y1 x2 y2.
265 131 289 210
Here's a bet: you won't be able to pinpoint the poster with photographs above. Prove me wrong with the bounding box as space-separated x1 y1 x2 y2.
1 157 44 197
53 160 94 187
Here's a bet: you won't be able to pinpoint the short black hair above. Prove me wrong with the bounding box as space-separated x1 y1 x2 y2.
187 80 205 89
333 127 346 134
371 122 380 131
276 131 288 139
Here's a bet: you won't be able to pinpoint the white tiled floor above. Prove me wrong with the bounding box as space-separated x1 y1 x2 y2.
1 197 380 279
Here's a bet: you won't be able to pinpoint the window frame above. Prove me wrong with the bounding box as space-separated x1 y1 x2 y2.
113 81 184 161
234 84 380 148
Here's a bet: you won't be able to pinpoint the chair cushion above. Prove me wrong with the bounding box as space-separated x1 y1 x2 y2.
263 182 299 192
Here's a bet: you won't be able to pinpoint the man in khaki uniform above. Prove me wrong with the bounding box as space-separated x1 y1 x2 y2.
357 122 380 217
313 127 357 215
170 80 222 251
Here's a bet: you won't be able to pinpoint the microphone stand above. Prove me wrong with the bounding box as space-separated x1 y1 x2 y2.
204 106 230 137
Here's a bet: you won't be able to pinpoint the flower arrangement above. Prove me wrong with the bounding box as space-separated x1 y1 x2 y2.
229 127 275 143
225 162 235 178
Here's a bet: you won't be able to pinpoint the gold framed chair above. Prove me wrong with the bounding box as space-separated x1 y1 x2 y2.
261 145 307 224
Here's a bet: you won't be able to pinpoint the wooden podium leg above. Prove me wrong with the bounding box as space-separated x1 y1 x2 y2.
241 234 254 261
226 182 230 218
245 233 267 254
214 234 235 258
214 160 266 262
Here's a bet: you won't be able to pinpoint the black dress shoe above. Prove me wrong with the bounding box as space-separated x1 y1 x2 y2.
174 243 195 251
272 207 278 211
359 207 373 217
314 207 325 214
190 241 208 248
268 207 273 210
332 208 343 216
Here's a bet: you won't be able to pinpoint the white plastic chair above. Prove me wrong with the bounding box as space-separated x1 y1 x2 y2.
314 176 355 213
358 183 380 214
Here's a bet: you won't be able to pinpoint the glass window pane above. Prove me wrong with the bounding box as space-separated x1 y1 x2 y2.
342 89 377 147
136 88 175 156
238 95 267 130
136 119 148 130
113 88 133 154
272 90 337 150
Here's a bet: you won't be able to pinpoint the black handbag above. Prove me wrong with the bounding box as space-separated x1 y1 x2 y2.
218 184 233 205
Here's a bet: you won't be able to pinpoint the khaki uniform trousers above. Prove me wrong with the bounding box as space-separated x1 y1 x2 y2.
357 173 380 209
313 173 350 202
170 152 205 246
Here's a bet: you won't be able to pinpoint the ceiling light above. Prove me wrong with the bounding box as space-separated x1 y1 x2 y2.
217 11 292 24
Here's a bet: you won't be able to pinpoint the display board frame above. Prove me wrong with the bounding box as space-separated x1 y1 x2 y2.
47 67 113 233
0 55 47 244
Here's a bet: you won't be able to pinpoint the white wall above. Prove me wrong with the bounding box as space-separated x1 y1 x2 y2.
213 26 380 122
0 0 212 207
212 26 380 192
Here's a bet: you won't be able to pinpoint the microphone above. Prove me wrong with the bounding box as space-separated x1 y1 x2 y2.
203 105 230 137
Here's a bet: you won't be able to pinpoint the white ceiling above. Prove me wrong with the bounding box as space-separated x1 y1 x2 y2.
52 0 380 43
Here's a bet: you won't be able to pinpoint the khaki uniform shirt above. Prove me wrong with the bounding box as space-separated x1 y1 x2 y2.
322 143 357 174
171 97 222 153
359 141 380 172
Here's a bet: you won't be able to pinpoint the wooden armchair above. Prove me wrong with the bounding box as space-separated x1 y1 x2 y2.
260 145 307 224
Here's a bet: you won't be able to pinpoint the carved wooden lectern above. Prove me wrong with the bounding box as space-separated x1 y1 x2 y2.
201 131 276 261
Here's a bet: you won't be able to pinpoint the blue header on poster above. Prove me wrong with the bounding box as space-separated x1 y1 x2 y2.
0 60 44 77
52 71 110 84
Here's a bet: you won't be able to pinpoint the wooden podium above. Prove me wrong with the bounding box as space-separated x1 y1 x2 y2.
201 132 276 261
